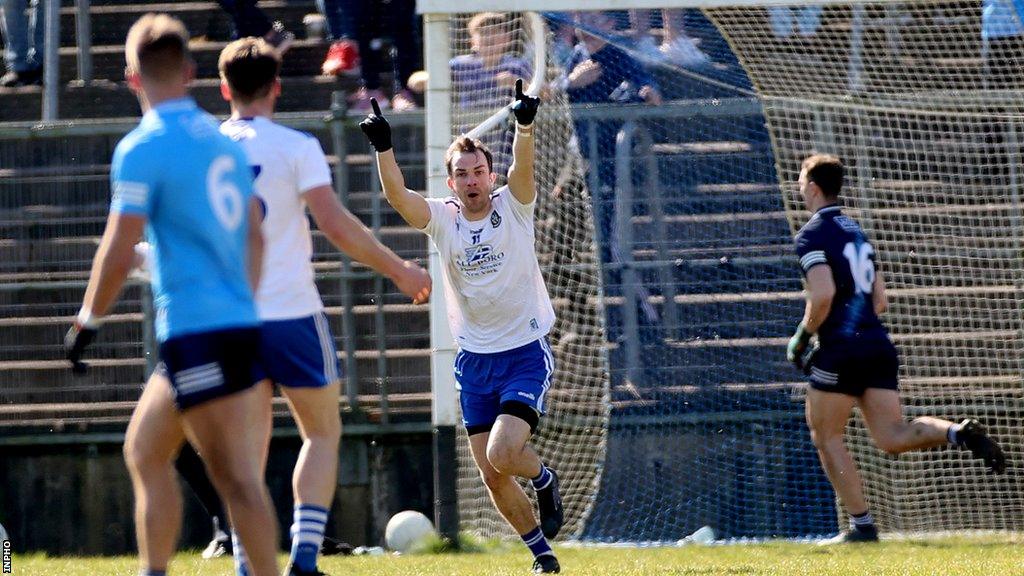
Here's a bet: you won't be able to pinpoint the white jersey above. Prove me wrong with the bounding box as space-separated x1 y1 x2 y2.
220 116 332 320
421 186 555 353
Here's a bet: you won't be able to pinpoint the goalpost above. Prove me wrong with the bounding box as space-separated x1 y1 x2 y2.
419 0 1024 542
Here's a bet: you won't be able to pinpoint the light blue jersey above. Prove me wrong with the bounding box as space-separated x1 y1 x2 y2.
110 98 258 341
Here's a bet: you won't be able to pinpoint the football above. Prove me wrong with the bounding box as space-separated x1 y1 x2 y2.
384 510 435 553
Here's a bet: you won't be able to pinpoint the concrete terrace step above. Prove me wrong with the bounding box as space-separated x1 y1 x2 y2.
54 39 329 83
0 348 432 403
0 301 430 361
0 75 347 122
58 1 317 48
0 392 433 431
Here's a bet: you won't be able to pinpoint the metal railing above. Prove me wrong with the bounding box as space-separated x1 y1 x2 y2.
0 98 767 428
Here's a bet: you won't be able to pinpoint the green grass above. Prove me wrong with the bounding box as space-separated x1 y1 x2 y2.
13 537 1023 575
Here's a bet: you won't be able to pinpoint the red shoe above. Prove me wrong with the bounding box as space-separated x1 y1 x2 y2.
322 39 359 76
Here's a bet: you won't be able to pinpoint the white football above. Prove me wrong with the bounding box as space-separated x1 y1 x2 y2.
0 522 7 542
384 510 435 553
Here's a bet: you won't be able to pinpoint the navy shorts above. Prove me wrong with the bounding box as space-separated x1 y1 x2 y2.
455 338 554 435
157 327 261 410
808 336 899 396
252 312 342 388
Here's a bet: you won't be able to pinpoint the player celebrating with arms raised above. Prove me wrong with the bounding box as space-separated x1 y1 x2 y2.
360 81 564 574
788 154 1006 544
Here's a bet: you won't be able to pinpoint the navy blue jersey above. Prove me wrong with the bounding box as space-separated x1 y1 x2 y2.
794 205 887 343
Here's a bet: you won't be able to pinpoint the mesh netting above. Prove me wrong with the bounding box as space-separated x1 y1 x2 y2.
443 3 1024 542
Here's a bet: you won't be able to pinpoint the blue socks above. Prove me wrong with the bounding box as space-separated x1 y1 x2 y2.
290 504 329 572
947 422 963 445
231 531 250 576
531 466 553 491
520 526 554 559
141 571 166 576
850 511 875 532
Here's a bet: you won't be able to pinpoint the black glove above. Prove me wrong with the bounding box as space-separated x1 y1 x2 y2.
786 323 818 374
65 322 99 375
358 97 393 153
510 78 540 126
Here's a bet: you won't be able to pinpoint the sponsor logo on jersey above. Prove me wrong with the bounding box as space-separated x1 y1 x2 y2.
517 391 536 401
455 244 507 277
490 211 502 228
834 215 862 233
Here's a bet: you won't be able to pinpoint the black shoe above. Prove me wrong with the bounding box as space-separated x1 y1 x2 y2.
536 469 564 540
284 563 328 576
817 526 879 545
0 67 42 87
532 554 561 574
320 536 354 556
957 419 1006 474
264 21 295 55
201 535 232 559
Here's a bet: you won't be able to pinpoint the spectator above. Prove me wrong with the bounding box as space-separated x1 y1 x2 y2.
345 0 422 112
769 5 823 40
0 0 43 87
565 11 661 268
318 0 360 76
216 0 294 54
982 0 1024 89
630 9 711 67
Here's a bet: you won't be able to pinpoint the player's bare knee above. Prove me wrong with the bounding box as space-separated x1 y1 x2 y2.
123 437 166 476
479 466 511 492
485 440 520 475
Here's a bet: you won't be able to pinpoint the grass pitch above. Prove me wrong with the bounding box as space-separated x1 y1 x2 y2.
12 537 1022 575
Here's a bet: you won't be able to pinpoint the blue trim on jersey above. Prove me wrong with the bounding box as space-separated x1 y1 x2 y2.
253 312 342 388
455 338 554 430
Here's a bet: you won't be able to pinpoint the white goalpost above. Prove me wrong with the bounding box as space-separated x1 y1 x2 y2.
419 0 1024 543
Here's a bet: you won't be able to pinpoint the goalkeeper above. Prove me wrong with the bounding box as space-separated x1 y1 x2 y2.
360 80 563 574
787 154 1006 544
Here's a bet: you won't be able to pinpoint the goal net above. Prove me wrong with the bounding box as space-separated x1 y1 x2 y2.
424 0 1024 542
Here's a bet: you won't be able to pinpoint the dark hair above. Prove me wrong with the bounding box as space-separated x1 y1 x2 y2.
218 37 282 103
445 136 494 176
125 13 192 81
801 154 844 198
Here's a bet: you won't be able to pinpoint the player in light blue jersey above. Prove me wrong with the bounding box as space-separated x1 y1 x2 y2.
64 14 279 576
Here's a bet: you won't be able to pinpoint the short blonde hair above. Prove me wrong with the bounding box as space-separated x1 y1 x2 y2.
125 13 191 82
467 12 510 36
218 37 281 103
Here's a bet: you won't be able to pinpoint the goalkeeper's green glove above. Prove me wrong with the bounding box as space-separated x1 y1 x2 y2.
786 323 818 374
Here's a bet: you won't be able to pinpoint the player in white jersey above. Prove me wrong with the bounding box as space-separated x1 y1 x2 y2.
360 81 563 574
216 38 431 576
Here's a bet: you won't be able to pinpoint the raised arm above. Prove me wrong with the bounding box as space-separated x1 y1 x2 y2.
304 184 431 303
508 78 539 205
359 98 431 229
